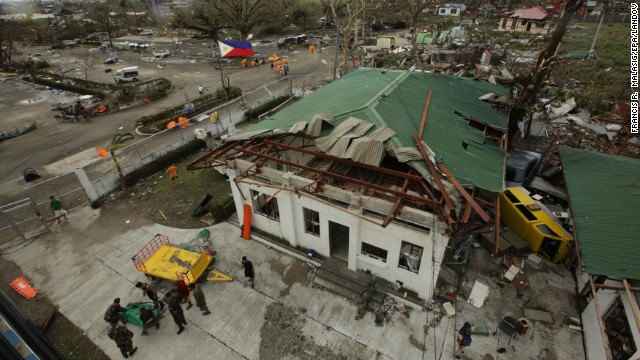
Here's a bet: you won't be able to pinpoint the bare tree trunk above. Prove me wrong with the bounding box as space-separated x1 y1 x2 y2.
110 151 129 196
509 0 585 144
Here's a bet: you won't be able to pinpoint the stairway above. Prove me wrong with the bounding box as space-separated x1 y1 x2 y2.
313 257 387 310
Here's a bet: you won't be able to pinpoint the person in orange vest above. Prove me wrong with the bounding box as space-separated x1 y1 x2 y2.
309 45 315 54
165 164 179 185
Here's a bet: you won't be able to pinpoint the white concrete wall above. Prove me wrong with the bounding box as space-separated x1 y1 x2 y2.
229 163 448 300
582 283 640 360
499 18 552 34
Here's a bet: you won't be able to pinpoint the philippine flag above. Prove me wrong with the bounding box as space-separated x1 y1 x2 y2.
218 40 254 57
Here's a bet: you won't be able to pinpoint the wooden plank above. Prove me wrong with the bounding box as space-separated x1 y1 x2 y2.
436 162 491 222
623 279 640 335
589 275 612 360
417 90 433 138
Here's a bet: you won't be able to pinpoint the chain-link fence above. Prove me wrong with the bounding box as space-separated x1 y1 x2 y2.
0 198 50 250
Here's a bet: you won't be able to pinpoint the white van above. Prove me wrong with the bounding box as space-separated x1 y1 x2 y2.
114 66 139 83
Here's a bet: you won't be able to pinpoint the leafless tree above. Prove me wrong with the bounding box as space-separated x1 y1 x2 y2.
210 0 296 40
81 53 98 80
89 3 117 47
330 0 365 76
510 0 586 143
0 20 24 70
405 0 433 26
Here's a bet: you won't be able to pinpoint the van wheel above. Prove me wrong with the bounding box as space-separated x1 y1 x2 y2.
118 79 124 84
133 78 138 82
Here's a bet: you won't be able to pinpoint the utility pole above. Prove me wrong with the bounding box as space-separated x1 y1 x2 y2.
333 26 339 80
588 9 605 59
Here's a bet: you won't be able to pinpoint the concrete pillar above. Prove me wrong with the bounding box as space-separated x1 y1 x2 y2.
74 168 99 202
347 216 360 272
227 170 245 226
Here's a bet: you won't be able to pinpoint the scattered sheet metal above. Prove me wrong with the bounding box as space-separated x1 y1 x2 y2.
225 129 273 141
306 113 333 137
393 147 423 162
289 121 307 134
368 125 396 142
352 121 375 136
343 137 385 166
325 133 359 157
467 280 489 308
479 93 496 101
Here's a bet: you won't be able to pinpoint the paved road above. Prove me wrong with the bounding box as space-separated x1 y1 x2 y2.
0 38 333 200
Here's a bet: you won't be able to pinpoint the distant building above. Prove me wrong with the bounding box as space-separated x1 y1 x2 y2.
499 6 554 34
478 4 497 18
437 3 467 16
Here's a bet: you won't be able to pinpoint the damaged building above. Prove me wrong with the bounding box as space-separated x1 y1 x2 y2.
560 146 640 360
189 68 512 301
499 6 555 34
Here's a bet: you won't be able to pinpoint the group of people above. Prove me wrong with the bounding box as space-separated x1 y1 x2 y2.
103 280 213 358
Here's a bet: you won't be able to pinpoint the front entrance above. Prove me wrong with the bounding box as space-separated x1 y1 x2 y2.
329 221 349 261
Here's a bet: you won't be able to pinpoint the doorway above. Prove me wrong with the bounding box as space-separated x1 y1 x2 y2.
329 221 350 261
526 22 532 32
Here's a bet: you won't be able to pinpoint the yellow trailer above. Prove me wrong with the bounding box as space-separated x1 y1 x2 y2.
499 187 573 263
132 234 213 284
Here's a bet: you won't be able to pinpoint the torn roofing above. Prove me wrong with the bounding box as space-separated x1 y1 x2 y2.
502 6 550 20
250 68 510 193
560 146 640 280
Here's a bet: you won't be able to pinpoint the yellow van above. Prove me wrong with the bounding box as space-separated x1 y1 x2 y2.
499 187 573 263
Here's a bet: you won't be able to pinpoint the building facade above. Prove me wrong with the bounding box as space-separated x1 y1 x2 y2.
499 6 554 34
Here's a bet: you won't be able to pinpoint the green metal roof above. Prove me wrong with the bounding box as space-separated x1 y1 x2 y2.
251 68 510 192
560 146 640 280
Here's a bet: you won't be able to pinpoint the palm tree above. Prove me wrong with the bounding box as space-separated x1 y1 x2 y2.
110 133 133 196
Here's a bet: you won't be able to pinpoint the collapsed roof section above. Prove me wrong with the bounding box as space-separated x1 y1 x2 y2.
249 68 510 193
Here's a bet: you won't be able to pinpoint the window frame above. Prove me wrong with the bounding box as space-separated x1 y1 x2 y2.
361 242 388 263
251 190 280 221
303 208 320 236
398 241 423 273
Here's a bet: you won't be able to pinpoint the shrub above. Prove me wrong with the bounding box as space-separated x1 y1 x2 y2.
32 77 107 98
244 96 290 120
125 140 202 186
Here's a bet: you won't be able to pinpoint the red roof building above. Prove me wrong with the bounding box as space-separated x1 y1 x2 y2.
499 6 555 34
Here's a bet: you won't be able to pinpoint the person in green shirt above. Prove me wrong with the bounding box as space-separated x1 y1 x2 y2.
49 195 68 224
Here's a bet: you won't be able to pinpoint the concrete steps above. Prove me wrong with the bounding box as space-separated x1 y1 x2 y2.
313 258 386 310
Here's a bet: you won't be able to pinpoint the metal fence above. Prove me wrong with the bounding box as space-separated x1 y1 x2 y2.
0 75 304 249
578 13 630 23
0 198 50 250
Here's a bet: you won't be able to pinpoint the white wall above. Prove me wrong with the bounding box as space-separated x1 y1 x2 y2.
582 282 640 360
230 165 449 300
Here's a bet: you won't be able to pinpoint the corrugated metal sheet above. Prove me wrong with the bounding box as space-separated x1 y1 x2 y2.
306 113 334 136
326 135 356 157
352 121 375 136
369 126 396 142
560 146 640 280
225 129 272 141
344 137 385 166
394 147 424 162
314 136 334 152
289 121 307 133
250 68 509 192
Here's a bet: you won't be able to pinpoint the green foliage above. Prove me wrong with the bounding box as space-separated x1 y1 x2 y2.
125 140 202 187
244 96 290 120
257 24 284 36
112 132 134 146
32 77 107 98
136 86 242 129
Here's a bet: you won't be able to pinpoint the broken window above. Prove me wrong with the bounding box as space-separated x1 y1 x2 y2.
535 21 545 28
450 9 457 14
516 204 538 221
251 190 279 221
521 20 527 25
439 8 446 14
503 189 520 203
399 242 423 272
303 208 320 236
603 296 637 360
361 242 388 262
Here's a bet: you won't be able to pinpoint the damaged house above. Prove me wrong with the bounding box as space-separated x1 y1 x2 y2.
560 146 640 360
189 68 511 301
499 6 555 34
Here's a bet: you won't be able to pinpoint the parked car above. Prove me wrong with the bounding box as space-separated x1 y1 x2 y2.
277 37 296 47
140 30 155 36
505 150 542 188
104 57 118 64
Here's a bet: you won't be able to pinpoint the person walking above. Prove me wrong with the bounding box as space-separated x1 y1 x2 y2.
135 282 164 311
49 195 68 224
165 164 179 185
104 297 128 325
108 323 137 358
198 85 204 96
241 256 255 288
140 307 160 336
165 292 187 334
191 283 211 315
455 322 473 358
176 279 192 310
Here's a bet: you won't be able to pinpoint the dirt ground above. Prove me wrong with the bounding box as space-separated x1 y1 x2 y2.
101 151 234 229
0 256 110 360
